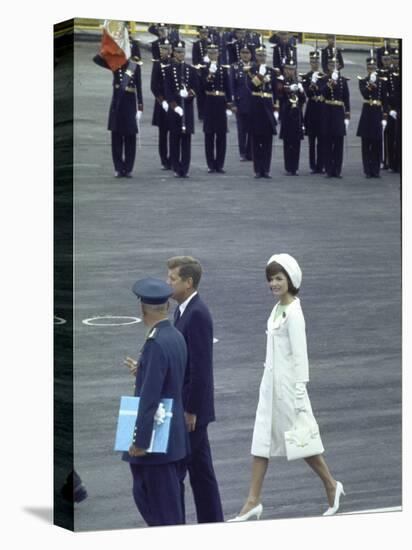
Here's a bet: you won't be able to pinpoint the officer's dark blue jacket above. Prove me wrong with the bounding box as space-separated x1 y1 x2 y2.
356 76 388 139
230 61 255 114
122 320 189 466
164 61 199 134
174 294 216 426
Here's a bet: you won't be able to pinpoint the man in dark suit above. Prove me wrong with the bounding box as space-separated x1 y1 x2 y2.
166 256 224 524
122 277 189 527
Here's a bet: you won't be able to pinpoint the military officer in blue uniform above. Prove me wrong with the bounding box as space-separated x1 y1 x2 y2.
247 45 280 178
150 23 171 61
356 56 388 178
231 45 255 161
321 34 344 73
277 57 306 175
148 23 180 44
376 39 392 70
301 50 326 173
319 57 350 178
164 41 199 178
384 47 401 173
270 31 297 74
227 28 256 65
192 26 211 120
122 277 189 527
200 44 235 173
151 40 172 170
166 256 224 524
93 37 143 178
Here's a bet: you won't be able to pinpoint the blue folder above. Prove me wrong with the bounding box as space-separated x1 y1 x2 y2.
114 396 173 453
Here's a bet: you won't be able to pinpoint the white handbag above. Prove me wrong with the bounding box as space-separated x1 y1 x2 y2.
284 413 324 461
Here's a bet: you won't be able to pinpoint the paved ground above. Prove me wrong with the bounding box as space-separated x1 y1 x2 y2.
56 39 401 531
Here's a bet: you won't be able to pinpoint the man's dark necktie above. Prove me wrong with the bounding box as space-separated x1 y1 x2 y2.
174 307 181 324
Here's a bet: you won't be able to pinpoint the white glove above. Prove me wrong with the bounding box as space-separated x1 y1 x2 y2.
209 63 217 74
203 55 210 63
259 64 266 76
389 110 397 120
294 382 307 413
136 111 143 121
298 82 304 93
179 88 188 98
226 109 233 117
332 70 339 81
161 100 169 112
289 83 299 92
381 119 387 129
174 106 184 117
344 118 350 129
369 72 377 83
273 111 279 122
311 71 319 83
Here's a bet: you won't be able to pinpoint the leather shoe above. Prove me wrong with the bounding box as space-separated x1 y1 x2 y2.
323 481 346 516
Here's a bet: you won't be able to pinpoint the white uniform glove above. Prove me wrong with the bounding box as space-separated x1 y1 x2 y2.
289 83 299 92
344 118 350 129
381 119 387 129
226 109 233 117
273 111 279 122
298 82 304 93
259 64 266 76
179 88 188 98
294 382 307 413
203 55 210 63
209 62 218 74
332 70 339 81
389 110 397 120
311 71 319 84
136 111 142 121
369 72 377 83
174 106 184 117
161 100 169 112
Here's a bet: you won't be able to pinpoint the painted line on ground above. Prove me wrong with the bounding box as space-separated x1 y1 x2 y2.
82 316 142 326
340 506 401 515
54 316 67 325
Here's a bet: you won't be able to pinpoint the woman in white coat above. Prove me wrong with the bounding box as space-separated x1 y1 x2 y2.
229 253 345 521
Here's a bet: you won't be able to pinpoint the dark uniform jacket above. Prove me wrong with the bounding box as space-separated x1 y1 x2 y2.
272 42 297 73
277 78 306 140
230 61 255 114
319 75 350 137
174 295 216 427
93 51 143 135
356 75 388 139
200 62 233 133
192 39 211 67
301 71 326 137
122 320 189 466
247 65 279 135
164 61 199 134
321 46 344 73
151 58 171 127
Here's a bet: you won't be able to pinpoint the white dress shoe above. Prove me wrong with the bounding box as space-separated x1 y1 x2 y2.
323 481 346 516
227 503 263 522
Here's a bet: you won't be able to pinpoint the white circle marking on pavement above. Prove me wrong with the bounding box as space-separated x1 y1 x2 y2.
54 316 67 325
82 316 142 326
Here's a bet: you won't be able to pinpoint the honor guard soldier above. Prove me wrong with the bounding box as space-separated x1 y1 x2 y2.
247 45 280 178
148 22 180 44
385 47 400 172
150 23 171 61
164 41 199 178
301 50 326 173
200 44 235 173
227 28 255 65
151 40 172 170
321 35 344 73
277 58 306 175
192 26 212 120
231 45 255 161
319 57 350 178
270 31 297 74
93 22 143 178
356 56 388 178
123 278 189 527
376 39 392 69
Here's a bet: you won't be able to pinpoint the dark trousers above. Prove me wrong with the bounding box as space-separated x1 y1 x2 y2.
251 134 273 176
130 461 185 526
179 424 224 524
205 133 227 170
308 134 324 172
111 132 136 174
158 126 171 168
170 132 192 176
323 136 344 177
197 93 205 121
236 112 252 159
386 117 400 172
283 139 301 174
361 138 382 177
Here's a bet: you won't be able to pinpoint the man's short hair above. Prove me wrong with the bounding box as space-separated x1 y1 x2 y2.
141 302 169 314
167 256 202 289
